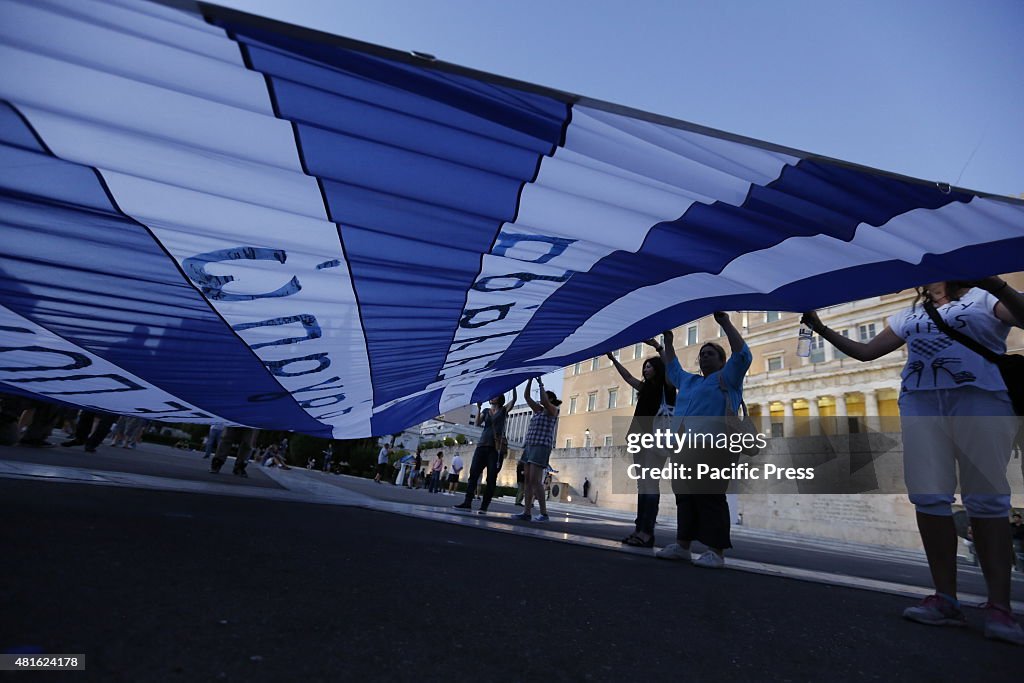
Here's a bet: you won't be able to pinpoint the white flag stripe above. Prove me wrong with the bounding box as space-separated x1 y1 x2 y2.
537 197 1024 360
0 304 232 423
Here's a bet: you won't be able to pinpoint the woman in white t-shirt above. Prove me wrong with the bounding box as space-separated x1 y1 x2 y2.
803 276 1024 645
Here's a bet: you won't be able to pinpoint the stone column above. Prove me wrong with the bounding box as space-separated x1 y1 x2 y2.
834 394 848 416
807 396 821 436
834 393 848 434
863 389 879 416
783 399 795 418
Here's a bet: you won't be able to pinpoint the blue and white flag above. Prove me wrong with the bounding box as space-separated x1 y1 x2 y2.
1 0 1022 437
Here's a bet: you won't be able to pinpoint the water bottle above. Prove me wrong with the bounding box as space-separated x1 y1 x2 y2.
797 322 813 357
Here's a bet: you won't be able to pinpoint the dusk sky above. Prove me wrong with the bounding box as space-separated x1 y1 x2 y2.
220 0 1024 199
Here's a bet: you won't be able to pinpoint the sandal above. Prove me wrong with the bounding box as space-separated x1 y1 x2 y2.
625 534 654 548
621 533 639 544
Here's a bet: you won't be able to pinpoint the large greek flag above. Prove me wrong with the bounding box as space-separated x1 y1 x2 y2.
1 0 1022 437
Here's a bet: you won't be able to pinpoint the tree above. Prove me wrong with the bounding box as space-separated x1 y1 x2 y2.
455 434 467 445
443 437 455 447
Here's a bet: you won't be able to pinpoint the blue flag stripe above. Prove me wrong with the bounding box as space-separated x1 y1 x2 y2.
219 19 571 414
0 103 328 431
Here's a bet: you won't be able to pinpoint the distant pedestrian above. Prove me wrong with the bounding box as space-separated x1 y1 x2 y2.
203 422 225 459
510 377 559 523
1011 513 1024 573
121 417 147 449
583 477 591 500
454 387 516 514
374 443 391 483
514 460 526 506
208 426 259 474
448 453 463 494
409 449 424 488
60 410 116 453
323 444 334 472
429 452 443 493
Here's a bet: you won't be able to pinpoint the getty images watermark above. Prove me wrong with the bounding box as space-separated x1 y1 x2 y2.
625 427 814 483
608 416 1024 495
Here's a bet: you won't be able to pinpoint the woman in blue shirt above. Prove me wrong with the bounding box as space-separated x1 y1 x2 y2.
655 311 752 568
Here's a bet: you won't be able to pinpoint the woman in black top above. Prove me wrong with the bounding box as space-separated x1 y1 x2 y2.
607 338 676 547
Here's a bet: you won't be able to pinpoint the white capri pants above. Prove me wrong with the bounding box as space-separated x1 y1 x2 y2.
899 387 1017 518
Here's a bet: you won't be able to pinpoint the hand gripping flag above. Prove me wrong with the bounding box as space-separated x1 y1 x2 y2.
1 0 1022 437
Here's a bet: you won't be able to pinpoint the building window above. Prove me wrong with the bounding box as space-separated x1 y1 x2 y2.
591 357 600 371
573 362 581 376
767 355 783 372
612 349 620 360
765 311 780 323
565 438 573 448
633 342 644 359
631 388 638 406
686 325 698 346
603 435 613 447
587 392 597 412
834 330 851 359
858 323 877 342
809 334 826 363
568 396 577 415
584 434 592 448
607 388 618 409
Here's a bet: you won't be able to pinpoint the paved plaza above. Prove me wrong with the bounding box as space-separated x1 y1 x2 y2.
2 438 1021 681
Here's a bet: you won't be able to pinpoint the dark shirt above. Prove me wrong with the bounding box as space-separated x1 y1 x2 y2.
633 380 676 418
479 407 506 445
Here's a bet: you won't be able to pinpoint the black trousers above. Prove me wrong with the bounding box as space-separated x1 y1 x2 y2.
461 445 500 510
633 449 664 535
635 494 660 536
674 493 732 550
73 410 116 449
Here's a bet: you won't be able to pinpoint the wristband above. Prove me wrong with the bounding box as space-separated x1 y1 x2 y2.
990 280 1009 295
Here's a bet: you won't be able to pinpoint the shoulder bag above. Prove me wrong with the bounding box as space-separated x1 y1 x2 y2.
923 300 1023 416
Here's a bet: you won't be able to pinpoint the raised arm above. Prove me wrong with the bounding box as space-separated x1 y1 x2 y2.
713 311 745 354
802 311 903 361
606 352 642 390
659 330 676 368
506 385 518 413
524 377 541 411
537 378 558 417
977 276 1024 327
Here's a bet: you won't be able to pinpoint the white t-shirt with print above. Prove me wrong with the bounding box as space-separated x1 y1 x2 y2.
887 287 1011 393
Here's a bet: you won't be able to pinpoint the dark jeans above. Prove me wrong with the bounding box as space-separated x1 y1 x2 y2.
461 445 500 509
428 471 441 493
635 493 660 536
675 493 732 550
69 410 116 449
633 450 664 536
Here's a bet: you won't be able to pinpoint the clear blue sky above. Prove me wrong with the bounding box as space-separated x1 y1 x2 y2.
221 0 1024 198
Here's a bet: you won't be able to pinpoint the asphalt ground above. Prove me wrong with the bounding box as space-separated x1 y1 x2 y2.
2 475 1021 682
288 467 1020 599
7 442 284 489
